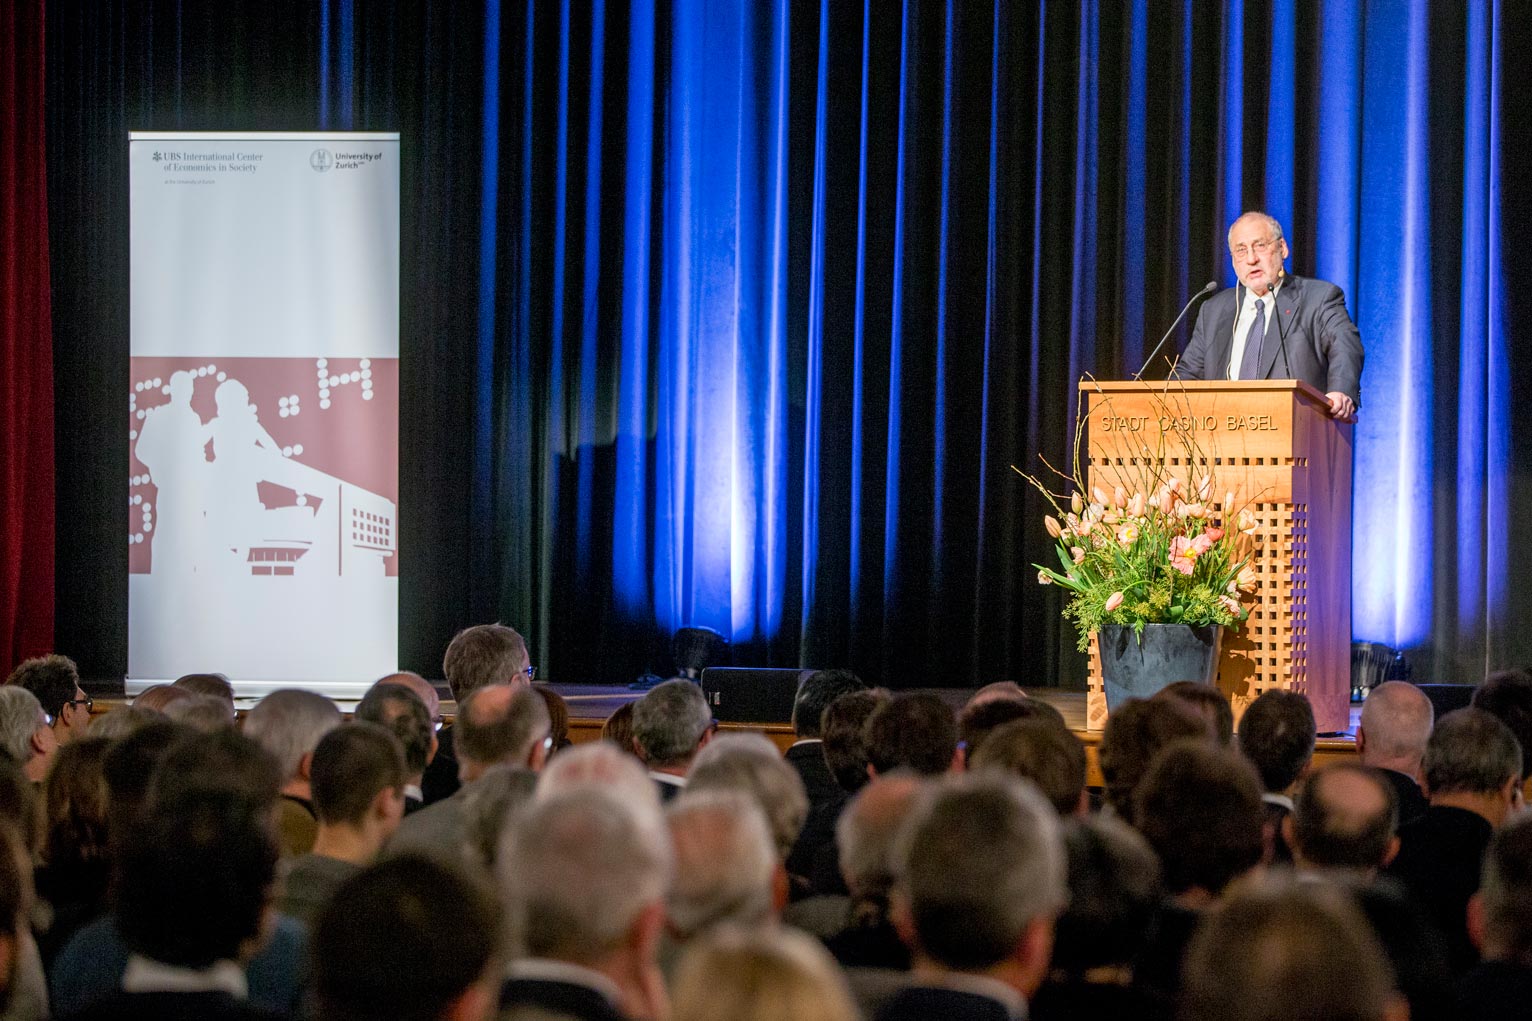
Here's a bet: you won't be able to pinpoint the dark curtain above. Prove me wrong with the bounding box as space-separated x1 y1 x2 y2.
1 0 55 673
44 1 1532 690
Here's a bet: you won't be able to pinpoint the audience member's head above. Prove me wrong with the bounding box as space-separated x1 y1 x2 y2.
666 790 780 940
130 683 194 715
534 685 573 755
893 774 1065 994
1473 668 1532 777
455 685 552 782
1050 815 1161 976
1357 681 1434 776
958 697 1067 764
310 723 407 841
966 681 1028 708
463 765 539 870
85 705 161 742
1471 815 1532 965
835 772 928 904
536 740 659 812
1181 876 1404 1021
355 682 436 783
0 685 58 782
1098 697 1209 819
313 854 501 1021
601 702 639 760
101 720 187 844
792 670 866 740
0 820 34 1011
242 688 342 795
371 671 441 726
632 679 715 773
1287 763 1399 874
1423 708 1523 825
1134 741 1265 901
865 692 958 777
1154 682 1234 745
670 925 860 1021
41 736 112 872
147 727 283 811
0 759 38 858
687 733 808 861
172 672 236 714
115 785 279 969
1238 690 1317 795
821 689 888 793
501 789 672 999
970 717 1087 817
442 623 531 702
7 654 91 744
163 693 236 732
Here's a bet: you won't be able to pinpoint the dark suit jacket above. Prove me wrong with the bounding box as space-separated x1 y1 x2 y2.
1456 960 1532 1017
500 977 627 1021
60 991 285 1021
874 986 1017 1021
1262 799 1294 865
420 724 461 805
1178 274 1364 406
1385 804 1495 973
1379 767 1430 828
785 740 842 808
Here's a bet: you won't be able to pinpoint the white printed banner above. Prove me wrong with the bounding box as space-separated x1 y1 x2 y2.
128 132 400 695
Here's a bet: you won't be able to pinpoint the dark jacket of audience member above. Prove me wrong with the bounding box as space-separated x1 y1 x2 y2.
783 671 865 891
807 689 889 896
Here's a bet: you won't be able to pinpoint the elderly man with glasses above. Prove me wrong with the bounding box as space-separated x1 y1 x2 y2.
1178 211 1364 421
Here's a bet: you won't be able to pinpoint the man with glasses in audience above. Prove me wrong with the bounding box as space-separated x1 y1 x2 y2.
423 623 535 804
7 654 93 746
1178 211 1364 421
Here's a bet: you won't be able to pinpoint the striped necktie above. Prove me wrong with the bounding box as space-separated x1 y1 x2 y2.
1239 297 1266 380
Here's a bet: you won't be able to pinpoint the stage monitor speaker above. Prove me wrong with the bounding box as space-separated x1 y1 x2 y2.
700 667 813 725
1414 683 1475 720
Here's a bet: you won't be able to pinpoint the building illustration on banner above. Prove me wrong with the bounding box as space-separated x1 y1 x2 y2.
129 357 398 580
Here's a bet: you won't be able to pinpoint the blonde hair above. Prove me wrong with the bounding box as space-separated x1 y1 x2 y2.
670 926 858 1021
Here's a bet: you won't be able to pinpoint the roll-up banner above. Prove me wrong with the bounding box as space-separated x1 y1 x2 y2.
127 132 400 698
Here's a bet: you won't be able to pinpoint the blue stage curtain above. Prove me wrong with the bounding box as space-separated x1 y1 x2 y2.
45 1 1530 687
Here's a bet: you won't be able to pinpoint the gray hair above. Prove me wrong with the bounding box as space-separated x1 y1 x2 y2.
666 790 778 939
1424 708 1522 796
0 687 44 763
536 740 660 812
164 694 236 732
687 733 808 861
631 680 713 768
1358 681 1434 766
242 689 342 781
1228 210 1286 246
87 705 162 742
894 772 1066 970
501 788 672 963
465 764 540 870
835 772 929 898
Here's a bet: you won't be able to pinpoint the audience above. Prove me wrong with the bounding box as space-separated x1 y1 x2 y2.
601 703 639 760
389 685 550 863
877 773 1065 1021
864 693 958 778
311 855 501 1021
1180 877 1408 1021
969 717 1088 817
500 788 672 1021
20 641 1532 1021
7 656 92 747
1460 815 1532 1012
670 926 859 1021
631 680 716 802
354 682 437 813
276 723 407 925
1386 707 1523 971
1471 668 1532 779
426 623 533 804
1357 681 1435 827
0 687 58 784
1237 689 1317 865
241 689 342 857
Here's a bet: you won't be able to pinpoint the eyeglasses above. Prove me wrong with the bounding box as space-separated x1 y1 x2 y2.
1230 237 1277 260
65 696 94 713
524 665 537 682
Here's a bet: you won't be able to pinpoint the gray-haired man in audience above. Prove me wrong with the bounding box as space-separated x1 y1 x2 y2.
239 687 341 856
1357 681 1435 827
631 680 715 803
0 686 57 783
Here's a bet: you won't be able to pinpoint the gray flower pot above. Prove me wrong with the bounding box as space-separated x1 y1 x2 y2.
1098 622 1223 711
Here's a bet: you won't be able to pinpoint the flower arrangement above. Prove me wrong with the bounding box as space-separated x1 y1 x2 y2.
1020 471 1260 654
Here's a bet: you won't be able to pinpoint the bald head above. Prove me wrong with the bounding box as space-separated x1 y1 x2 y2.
1358 682 1434 774
1289 764 1397 873
373 671 440 722
836 772 928 899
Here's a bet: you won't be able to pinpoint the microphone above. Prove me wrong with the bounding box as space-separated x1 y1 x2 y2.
1134 280 1218 379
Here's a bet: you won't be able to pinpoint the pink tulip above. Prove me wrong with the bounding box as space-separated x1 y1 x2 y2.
1045 515 1063 538
1104 591 1125 613
1037 570 1053 585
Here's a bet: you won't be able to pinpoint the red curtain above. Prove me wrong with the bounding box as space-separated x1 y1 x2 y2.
0 0 55 672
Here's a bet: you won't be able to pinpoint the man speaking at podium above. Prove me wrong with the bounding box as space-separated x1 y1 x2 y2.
1178 211 1364 420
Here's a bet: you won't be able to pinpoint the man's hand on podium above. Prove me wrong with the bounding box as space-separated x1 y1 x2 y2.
1325 391 1357 421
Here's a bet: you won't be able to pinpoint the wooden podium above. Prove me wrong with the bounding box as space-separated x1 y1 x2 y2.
1079 380 1353 734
